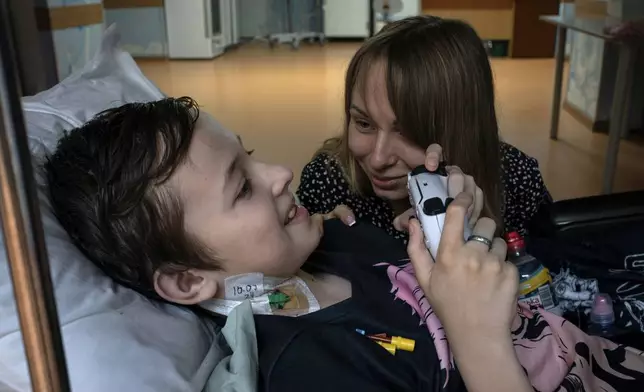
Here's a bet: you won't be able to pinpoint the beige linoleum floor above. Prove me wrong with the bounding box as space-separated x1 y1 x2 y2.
137 42 644 201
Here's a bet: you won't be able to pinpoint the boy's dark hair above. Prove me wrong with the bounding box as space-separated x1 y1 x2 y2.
45 97 220 299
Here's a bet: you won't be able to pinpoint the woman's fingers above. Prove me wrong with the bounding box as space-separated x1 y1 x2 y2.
471 186 484 227
393 208 415 232
407 218 434 287
397 143 443 171
446 165 484 224
329 204 356 226
446 166 465 198
424 144 443 171
437 192 473 260
465 217 497 252
463 174 477 221
313 205 356 228
490 238 508 262
446 166 476 221
396 143 427 169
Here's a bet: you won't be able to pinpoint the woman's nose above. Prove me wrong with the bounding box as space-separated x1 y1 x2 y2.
369 131 396 170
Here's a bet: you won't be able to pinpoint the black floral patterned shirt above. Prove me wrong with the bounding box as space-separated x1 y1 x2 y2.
296 143 551 242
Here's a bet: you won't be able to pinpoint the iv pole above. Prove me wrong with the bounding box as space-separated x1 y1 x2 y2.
0 2 71 391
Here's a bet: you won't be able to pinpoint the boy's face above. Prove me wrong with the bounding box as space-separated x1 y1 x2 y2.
161 115 321 301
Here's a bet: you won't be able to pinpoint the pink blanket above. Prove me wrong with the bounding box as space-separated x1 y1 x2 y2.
377 262 644 391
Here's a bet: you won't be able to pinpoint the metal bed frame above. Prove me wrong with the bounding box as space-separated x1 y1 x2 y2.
0 1 71 391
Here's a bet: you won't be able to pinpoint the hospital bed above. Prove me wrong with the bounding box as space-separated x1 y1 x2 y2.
0 13 258 391
3 7 644 392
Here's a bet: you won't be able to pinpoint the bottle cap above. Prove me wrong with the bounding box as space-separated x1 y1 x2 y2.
590 293 615 326
377 341 397 355
504 231 525 249
391 336 416 352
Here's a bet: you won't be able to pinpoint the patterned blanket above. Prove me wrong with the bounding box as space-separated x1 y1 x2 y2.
378 261 644 391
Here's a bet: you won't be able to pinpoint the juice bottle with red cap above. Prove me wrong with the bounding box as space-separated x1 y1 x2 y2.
505 232 562 316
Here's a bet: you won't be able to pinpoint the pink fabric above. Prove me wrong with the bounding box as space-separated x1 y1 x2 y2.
377 262 644 391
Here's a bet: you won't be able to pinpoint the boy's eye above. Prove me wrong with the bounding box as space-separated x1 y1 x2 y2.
246 149 254 156
238 179 252 200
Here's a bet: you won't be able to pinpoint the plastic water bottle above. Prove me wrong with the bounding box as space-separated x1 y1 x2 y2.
505 232 563 316
587 293 617 338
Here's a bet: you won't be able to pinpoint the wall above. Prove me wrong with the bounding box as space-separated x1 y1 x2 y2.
421 0 514 41
43 0 105 81
104 1 167 57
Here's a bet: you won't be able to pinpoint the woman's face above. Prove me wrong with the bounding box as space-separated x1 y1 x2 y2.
348 62 420 202
170 115 321 279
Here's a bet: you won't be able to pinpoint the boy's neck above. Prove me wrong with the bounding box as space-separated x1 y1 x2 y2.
298 270 352 310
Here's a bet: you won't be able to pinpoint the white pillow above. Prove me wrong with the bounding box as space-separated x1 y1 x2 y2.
0 25 222 392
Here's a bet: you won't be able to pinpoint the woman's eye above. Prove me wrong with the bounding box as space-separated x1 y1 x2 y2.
237 178 252 200
354 119 373 132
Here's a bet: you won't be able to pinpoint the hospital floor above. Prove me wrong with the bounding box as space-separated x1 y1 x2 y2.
137 42 644 201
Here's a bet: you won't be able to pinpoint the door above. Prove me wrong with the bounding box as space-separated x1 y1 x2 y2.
512 0 560 58
165 0 213 58
323 0 369 38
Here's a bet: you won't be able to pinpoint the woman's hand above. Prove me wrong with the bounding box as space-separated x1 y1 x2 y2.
393 144 484 232
407 192 517 342
407 193 530 392
311 205 356 232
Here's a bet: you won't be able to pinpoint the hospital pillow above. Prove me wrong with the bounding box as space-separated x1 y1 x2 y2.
0 25 222 392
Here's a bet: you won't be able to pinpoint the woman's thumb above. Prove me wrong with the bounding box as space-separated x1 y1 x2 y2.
407 218 434 288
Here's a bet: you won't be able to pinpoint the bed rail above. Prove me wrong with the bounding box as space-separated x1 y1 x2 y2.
0 2 71 391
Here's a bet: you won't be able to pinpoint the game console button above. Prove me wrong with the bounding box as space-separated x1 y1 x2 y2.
422 197 446 216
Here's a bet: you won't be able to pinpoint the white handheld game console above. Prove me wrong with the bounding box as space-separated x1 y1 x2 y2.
407 164 472 261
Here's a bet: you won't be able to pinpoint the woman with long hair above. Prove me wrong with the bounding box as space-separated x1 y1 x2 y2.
297 16 551 241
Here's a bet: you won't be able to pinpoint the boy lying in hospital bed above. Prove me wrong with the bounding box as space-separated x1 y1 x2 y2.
44 97 644 392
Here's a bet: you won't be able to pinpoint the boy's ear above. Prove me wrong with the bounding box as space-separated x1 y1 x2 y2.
153 268 220 305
